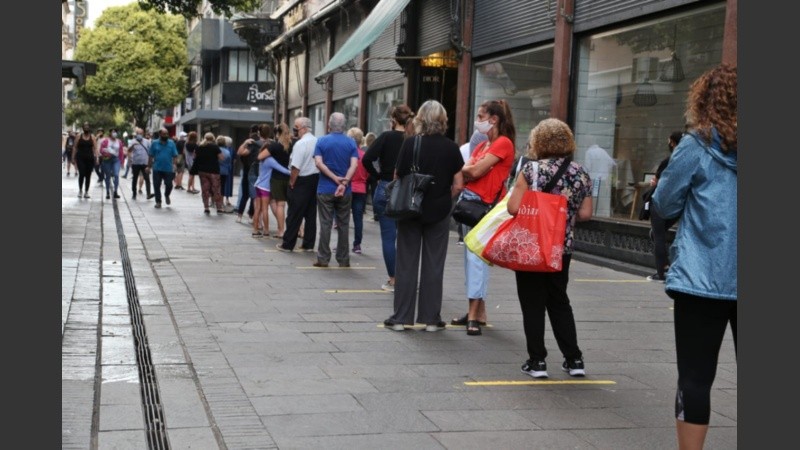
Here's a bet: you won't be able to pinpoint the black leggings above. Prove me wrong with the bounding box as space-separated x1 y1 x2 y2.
671 291 737 424
76 157 94 191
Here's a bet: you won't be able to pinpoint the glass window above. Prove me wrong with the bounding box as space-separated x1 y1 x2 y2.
473 45 554 154
572 4 725 218
227 51 238 81
238 50 248 82
367 85 404 136
332 96 359 131
307 104 326 136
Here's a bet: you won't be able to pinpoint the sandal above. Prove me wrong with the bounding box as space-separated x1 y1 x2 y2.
466 320 482 336
450 314 486 326
252 232 263 238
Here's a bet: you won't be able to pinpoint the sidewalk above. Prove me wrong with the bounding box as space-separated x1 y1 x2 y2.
62 171 737 449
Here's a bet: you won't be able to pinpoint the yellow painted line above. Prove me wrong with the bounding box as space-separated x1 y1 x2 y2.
376 324 494 329
574 279 649 283
465 380 616 386
297 266 376 270
325 289 389 294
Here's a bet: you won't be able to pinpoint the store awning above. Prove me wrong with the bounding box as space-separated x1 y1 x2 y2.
315 0 411 81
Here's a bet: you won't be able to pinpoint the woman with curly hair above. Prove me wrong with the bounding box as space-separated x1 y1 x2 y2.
507 119 593 379
652 64 737 450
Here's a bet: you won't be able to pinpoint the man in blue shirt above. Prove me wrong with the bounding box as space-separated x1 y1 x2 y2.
313 112 359 267
147 128 179 209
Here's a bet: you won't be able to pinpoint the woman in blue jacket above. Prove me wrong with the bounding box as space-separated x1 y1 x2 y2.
652 64 737 450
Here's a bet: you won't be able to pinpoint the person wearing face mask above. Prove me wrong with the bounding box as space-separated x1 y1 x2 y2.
276 117 319 253
98 128 125 200
147 128 179 208
645 131 684 282
128 127 154 200
452 99 517 336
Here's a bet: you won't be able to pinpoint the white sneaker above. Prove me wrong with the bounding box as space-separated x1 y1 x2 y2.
381 281 395 292
235 215 243 223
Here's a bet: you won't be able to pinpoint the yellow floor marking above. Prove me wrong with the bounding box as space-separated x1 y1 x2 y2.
574 279 649 283
297 266 376 270
465 380 616 386
325 289 390 293
377 323 494 329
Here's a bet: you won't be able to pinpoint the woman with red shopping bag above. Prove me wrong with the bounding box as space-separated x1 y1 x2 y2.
506 119 593 379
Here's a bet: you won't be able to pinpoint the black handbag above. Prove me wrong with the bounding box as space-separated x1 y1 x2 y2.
639 186 654 220
452 187 503 227
384 136 434 220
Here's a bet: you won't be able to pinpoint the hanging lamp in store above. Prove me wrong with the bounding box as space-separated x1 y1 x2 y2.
633 78 657 106
659 25 685 82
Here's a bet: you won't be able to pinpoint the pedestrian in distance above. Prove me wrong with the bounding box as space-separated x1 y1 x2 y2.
645 131 683 282
276 117 319 253
507 119 593 379
382 100 464 332
127 127 154 200
252 125 291 237
147 128 179 209
174 131 188 190
98 128 125 200
194 132 225 215
184 131 199 194
347 127 369 254
651 64 737 450
268 123 293 238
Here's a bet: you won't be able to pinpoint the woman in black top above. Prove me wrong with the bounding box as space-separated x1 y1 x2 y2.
268 123 292 238
185 131 200 194
72 122 98 198
361 104 415 292
194 132 224 214
382 100 464 332
646 131 683 282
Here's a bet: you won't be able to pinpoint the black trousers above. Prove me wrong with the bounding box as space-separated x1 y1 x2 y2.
671 291 737 425
76 157 94 191
131 164 151 197
650 209 679 277
282 174 319 251
514 255 582 362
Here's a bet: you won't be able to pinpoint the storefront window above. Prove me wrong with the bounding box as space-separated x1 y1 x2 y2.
332 96 359 131
307 103 326 136
572 4 725 218
367 86 404 136
474 45 554 153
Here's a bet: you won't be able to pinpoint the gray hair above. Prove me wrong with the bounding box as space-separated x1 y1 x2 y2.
413 100 448 135
295 117 312 130
328 112 346 133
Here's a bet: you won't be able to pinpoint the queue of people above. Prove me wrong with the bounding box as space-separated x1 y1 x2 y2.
63 63 735 450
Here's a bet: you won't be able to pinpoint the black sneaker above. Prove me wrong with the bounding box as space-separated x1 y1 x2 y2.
562 358 586 377
521 360 548 378
383 319 405 331
165 195 171 205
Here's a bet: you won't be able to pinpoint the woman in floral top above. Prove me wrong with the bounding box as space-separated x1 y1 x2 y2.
507 118 593 380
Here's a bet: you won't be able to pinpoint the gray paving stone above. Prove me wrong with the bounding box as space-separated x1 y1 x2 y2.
263 409 438 437
366 377 473 394
97 430 148 450
517 407 637 429
166 427 220 449
99 403 146 431
422 409 538 431
571 427 678 450
432 430 592 449
159 377 211 428
101 335 137 366
322 364 421 379
271 432 443 450
251 394 364 416
354 392 481 411
237 378 378 397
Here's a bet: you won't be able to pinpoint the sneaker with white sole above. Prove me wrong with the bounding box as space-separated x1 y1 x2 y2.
646 273 665 283
521 360 548 378
562 358 586 377
383 319 405 331
381 281 395 292
425 321 447 332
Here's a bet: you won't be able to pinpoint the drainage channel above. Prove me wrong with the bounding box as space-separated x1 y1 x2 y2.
113 201 170 450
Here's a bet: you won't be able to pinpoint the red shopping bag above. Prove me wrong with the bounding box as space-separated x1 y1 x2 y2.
481 189 568 272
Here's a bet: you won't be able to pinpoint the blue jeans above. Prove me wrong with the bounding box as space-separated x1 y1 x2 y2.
101 159 120 195
461 189 490 299
351 192 367 246
373 180 397 277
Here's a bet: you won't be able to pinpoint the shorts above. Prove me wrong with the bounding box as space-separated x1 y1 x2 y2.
270 178 289 201
175 154 186 172
255 187 271 199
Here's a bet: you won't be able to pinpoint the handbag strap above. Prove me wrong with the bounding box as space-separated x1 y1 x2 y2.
542 156 573 193
411 135 421 173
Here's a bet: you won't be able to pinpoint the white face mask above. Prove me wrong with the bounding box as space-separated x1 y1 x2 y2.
474 119 492 134
111 132 118 138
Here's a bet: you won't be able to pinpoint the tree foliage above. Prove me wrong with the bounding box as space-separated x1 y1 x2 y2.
137 0 262 19
73 3 187 129
65 98 120 132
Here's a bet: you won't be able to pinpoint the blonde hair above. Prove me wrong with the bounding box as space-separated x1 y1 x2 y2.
216 135 227 146
413 100 448 135
203 132 215 143
530 118 576 159
347 127 364 146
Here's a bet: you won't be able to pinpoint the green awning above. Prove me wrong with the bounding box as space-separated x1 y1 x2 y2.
315 0 412 81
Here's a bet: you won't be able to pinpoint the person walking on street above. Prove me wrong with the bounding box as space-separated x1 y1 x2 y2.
652 64 737 450
72 122 98 199
185 131 199 194
127 127 154 200
174 131 188 190
148 128 178 209
452 99 516 336
93 128 105 189
646 131 683 282
98 128 125 200
64 131 77 176
312 112 359 268
507 119 593 379
194 132 225 215
382 100 464 332
362 104 415 291
236 124 266 222
277 117 319 253
347 127 369 254
218 135 235 209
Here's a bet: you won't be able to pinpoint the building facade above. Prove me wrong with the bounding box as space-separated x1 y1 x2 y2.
209 0 736 266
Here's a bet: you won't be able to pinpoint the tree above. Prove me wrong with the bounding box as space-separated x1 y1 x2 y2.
65 98 120 132
137 0 262 19
73 3 188 129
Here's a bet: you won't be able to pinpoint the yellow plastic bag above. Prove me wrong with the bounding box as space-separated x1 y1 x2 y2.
464 190 514 265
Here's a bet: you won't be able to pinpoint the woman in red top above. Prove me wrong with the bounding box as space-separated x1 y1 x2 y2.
347 127 369 254
452 99 516 336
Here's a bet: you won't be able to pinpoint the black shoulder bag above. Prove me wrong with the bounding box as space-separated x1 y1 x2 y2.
384 135 435 220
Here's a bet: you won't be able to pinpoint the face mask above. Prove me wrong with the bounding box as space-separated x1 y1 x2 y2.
474 120 492 134
112 132 118 138
135 134 143 141
160 136 168 142
292 127 300 138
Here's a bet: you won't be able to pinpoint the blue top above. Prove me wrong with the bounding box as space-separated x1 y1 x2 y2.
219 146 233 176
652 129 737 301
148 139 178 172
254 156 290 192
314 132 359 195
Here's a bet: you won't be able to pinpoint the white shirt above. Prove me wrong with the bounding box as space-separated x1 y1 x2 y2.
583 144 616 180
459 143 471 164
290 132 319 176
